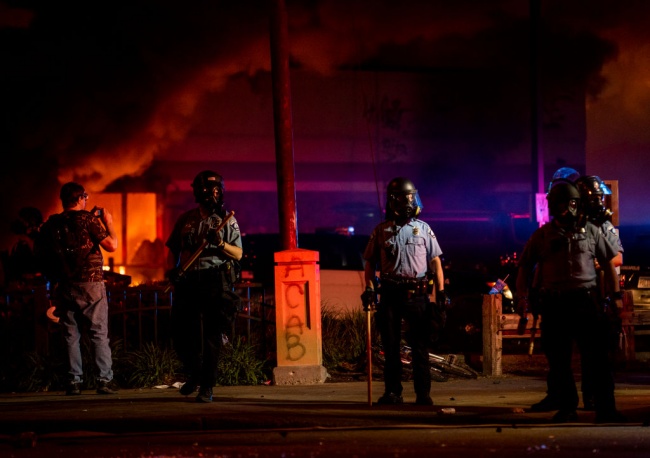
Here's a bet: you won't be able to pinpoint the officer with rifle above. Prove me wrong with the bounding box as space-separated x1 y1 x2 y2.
165 170 243 403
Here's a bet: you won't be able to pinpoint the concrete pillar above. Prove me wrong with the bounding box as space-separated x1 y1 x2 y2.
272 248 329 384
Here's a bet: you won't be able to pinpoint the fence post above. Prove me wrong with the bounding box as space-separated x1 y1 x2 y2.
621 290 635 362
482 294 503 376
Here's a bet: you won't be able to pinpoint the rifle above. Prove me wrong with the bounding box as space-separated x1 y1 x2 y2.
366 301 374 406
163 211 235 294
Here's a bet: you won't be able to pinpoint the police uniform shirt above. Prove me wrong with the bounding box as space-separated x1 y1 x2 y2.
600 220 624 255
363 219 442 279
519 221 619 292
165 208 242 271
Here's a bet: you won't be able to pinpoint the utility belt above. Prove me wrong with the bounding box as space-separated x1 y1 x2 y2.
537 287 603 317
183 262 236 287
538 286 598 301
381 275 430 298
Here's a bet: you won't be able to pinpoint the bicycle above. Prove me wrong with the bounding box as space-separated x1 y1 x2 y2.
374 344 479 382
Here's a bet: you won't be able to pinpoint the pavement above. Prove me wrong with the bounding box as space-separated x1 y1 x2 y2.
1 371 650 438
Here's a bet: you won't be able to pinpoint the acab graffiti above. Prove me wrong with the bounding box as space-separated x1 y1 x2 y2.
283 281 309 361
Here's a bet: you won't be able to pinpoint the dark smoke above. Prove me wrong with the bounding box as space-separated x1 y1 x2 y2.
0 0 645 251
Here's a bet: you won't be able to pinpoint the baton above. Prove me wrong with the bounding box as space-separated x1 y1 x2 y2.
366 304 374 406
163 211 235 293
528 315 539 356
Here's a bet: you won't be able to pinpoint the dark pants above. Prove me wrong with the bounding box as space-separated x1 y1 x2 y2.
171 269 236 389
376 285 432 398
540 288 616 414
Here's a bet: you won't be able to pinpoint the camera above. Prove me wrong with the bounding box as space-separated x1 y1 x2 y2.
92 207 103 217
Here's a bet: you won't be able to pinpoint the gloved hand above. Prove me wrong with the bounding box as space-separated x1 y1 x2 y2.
361 287 377 312
516 295 529 335
516 295 529 318
430 290 449 329
165 267 183 284
436 290 450 310
206 229 223 247
604 296 623 327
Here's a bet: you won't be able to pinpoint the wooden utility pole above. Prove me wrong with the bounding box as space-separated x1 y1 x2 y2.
269 0 298 250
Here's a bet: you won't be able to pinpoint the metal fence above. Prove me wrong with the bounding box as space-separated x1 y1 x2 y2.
108 283 276 352
1 282 276 357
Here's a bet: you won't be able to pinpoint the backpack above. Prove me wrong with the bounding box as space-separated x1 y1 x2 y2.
34 213 82 283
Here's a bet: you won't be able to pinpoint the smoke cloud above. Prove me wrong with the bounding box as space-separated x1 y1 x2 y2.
1 0 647 250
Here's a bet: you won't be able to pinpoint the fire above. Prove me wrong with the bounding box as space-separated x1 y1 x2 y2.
92 192 162 285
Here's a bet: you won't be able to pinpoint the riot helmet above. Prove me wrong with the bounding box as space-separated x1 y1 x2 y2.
386 177 422 220
547 180 580 226
575 175 613 224
191 170 225 214
547 167 580 192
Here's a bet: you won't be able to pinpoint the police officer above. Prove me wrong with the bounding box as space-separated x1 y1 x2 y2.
166 170 243 403
575 175 623 269
534 171 624 412
575 175 624 410
362 177 446 405
516 180 625 423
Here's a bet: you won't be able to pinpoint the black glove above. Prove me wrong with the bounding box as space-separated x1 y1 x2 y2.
165 267 183 284
516 296 529 335
603 296 623 328
206 229 223 246
430 290 449 329
436 290 449 310
516 295 529 318
361 287 377 312
600 296 623 350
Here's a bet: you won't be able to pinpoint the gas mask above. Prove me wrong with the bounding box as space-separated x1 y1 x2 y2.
386 177 423 221
547 181 581 227
554 197 580 226
191 170 224 214
576 176 613 225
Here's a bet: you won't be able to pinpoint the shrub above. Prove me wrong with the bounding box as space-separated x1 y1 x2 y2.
217 336 267 386
117 342 182 388
11 351 67 392
321 305 374 371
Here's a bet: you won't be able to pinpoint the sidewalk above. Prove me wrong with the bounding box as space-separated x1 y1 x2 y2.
1 372 649 436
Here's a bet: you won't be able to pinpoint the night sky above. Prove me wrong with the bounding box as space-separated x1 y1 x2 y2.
2 0 649 255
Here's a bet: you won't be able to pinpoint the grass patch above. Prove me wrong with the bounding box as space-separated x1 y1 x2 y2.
117 342 182 388
217 336 268 386
321 305 376 372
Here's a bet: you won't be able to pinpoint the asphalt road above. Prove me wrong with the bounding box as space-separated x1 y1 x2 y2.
4 423 650 457
1 372 649 457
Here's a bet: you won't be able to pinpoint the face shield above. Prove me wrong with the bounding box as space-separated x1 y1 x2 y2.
192 171 224 212
385 177 423 220
547 181 581 226
555 197 580 225
387 189 423 220
194 184 221 206
577 176 613 223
